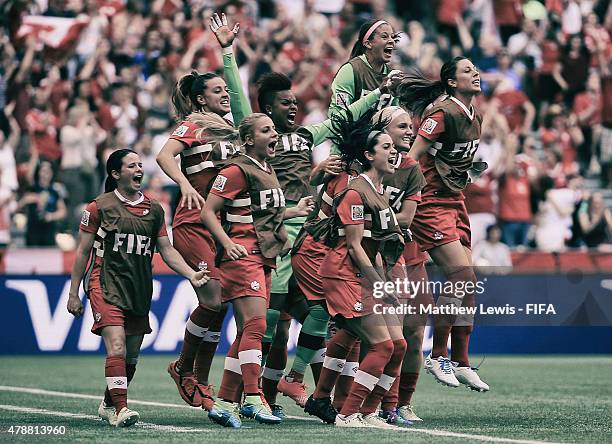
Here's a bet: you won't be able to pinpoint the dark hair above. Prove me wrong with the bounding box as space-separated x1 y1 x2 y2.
104 149 137 192
172 71 221 120
257 72 292 114
350 19 387 59
485 224 501 240
33 160 55 188
328 108 389 170
391 57 468 117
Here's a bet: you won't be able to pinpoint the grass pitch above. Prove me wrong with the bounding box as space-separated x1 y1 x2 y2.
0 355 610 443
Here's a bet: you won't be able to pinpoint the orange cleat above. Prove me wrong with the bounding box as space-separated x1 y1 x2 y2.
197 383 216 411
167 361 202 407
277 376 308 407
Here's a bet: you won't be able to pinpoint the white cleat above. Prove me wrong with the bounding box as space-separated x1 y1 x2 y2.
398 404 423 422
453 365 490 392
335 413 376 428
97 400 117 424
424 354 460 387
113 407 140 427
361 413 399 429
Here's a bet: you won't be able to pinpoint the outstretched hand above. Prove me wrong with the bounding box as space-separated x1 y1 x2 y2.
210 13 240 48
190 269 210 287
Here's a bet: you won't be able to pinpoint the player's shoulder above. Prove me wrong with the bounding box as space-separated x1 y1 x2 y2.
170 120 199 139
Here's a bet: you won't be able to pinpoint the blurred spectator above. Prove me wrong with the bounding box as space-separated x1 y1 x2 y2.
17 161 66 246
576 192 612 249
473 224 513 274
573 72 602 175
494 0 523 45
465 173 496 248
552 34 590 106
24 87 61 164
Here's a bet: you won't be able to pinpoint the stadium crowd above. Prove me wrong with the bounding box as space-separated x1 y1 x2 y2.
0 0 611 255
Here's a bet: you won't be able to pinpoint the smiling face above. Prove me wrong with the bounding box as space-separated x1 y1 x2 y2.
364 23 396 65
113 152 144 194
198 77 231 115
268 90 298 133
385 113 413 151
245 116 279 160
449 58 481 95
365 133 396 175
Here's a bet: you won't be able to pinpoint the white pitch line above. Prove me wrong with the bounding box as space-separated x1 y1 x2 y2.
0 404 209 433
0 385 559 443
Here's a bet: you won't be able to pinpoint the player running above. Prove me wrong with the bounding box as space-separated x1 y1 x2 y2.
156 13 250 410
201 113 314 428
67 149 209 427
391 57 490 392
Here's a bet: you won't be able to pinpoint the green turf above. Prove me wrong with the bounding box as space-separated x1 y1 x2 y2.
0 355 610 443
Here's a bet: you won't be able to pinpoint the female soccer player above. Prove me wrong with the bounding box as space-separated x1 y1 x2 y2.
391 57 489 391
319 111 408 428
201 113 314 428
255 72 388 409
66 149 209 427
156 13 250 409
329 18 399 117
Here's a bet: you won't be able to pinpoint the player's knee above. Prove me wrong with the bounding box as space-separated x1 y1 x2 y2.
273 319 291 345
392 338 408 359
107 338 126 357
243 316 267 342
375 339 395 361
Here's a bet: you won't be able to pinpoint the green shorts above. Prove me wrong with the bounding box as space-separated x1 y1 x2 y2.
271 216 305 293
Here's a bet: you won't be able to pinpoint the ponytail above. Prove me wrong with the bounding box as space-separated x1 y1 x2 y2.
186 112 239 143
172 71 221 120
104 149 137 192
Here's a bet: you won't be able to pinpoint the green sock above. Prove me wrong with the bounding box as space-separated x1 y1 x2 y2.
261 309 280 367
291 305 329 375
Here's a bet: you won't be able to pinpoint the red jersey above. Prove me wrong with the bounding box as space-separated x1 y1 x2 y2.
464 174 495 214
170 120 240 227
497 174 532 222
209 164 276 267
496 90 529 132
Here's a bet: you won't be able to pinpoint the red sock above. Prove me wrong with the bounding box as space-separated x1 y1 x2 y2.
313 330 357 399
194 307 227 384
105 356 127 412
309 343 326 385
262 344 287 405
332 340 360 409
177 306 219 374
217 333 243 402
238 316 266 395
397 372 420 407
362 339 407 415
104 361 136 406
451 325 473 367
340 339 394 417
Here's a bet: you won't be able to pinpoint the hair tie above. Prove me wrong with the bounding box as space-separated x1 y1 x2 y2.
362 20 387 44
366 130 382 145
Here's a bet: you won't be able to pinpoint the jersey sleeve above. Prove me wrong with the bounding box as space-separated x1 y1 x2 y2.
157 207 168 238
404 166 427 201
223 48 252 125
328 63 356 119
169 121 200 147
209 165 247 200
417 111 445 141
337 189 365 226
79 201 100 234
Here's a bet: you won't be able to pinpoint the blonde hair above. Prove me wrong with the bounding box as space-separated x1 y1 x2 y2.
186 112 239 142
238 113 270 148
371 106 409 127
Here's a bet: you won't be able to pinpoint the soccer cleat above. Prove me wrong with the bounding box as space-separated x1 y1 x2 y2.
270 404 287 420
208 399 242 428
197 384 215 411
113 407 139 427
277 376 308 407
453 364 490 392
167 361 202 407
361 412 399 429
97 400 117 424
398 404 423 422
304 395 338 424
240 394 282 424
424 354 460 387
380 409 413 427
334 413 376 428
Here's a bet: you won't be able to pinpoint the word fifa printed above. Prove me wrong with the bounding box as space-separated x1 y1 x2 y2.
260 188 286 209
374 303 558 316
372 278 487 299
112 233 153 256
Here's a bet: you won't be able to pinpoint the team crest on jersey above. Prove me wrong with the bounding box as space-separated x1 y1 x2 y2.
421 118 438 135
81 209 90 226
251 280 261 291
142 209 149 216
353 301 363 312
434 231 444 240
335 92 350 106
212 175 227 192
172 125 189 137
198 261 208 271
351 205 364 221
94 312 102 322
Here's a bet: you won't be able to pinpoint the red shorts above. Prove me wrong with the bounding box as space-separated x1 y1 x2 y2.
411 200 471 251
220 258 272 303
322 277 374 319
291 251 325 302
88 286 151 336
172 223 220 279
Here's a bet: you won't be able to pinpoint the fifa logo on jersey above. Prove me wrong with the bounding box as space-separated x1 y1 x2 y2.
379 208 398 229
451 139 480 159
384 186 405 212
259 188 286 209
112 233 153 256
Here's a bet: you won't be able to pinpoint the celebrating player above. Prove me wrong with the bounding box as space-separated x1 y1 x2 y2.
391 57 489 391
201 113 314 428
66 149 209 427
156 13 250 409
